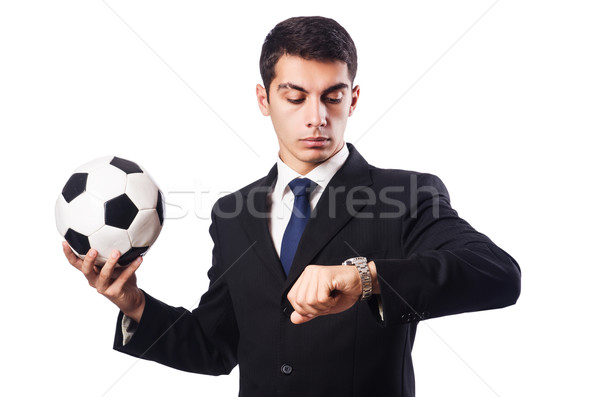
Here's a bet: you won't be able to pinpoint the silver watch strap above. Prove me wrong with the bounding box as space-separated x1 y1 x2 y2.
342 257 372 301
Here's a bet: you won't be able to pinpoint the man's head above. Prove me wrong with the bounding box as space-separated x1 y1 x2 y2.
256 16 360 175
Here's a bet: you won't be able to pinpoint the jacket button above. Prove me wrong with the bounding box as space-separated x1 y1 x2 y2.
281 364 293 375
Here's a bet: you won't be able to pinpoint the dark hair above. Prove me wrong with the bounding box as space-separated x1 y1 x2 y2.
259 16 358 101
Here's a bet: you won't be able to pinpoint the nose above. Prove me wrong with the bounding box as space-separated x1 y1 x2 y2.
305 98 327 128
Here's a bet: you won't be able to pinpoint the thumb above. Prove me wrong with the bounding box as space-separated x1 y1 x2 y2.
290 311 315 325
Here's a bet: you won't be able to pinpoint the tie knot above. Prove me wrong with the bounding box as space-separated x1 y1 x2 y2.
288 178 315 197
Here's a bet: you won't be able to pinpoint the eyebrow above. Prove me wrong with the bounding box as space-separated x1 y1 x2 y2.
277 82 349 96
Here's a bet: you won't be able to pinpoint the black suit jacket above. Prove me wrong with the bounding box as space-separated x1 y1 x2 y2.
114 143 521 397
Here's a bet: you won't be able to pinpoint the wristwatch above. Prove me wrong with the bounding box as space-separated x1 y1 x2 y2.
342 257 372 301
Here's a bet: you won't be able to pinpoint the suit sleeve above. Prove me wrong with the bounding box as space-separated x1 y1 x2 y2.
369 173 521 326
112 207 239 375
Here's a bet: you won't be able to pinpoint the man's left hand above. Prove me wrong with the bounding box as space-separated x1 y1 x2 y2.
287 264 364 324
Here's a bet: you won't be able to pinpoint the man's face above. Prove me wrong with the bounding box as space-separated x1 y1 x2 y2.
257 55 360 175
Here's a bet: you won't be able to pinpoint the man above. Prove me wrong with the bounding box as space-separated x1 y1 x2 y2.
64 16 521 396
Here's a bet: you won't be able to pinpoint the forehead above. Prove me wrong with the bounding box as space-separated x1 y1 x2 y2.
272 54 350 92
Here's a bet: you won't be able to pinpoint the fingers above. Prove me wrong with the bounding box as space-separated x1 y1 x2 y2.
96 250 121 294
298 269 333 313
287 266 336 323
63 243 143 307
287 265 364 325
110 256 143 292
63 242 101 287
80 248 98 279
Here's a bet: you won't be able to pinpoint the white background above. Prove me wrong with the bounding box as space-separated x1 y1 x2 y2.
1 1 598 396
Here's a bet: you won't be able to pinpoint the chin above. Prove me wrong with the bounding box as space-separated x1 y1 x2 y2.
302 150 332 163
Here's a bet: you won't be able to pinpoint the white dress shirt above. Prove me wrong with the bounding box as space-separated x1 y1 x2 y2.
268 143 349 257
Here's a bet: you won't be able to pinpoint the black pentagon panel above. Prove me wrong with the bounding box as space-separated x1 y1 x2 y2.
118 246 149 266
64 228 90 256
105 194 139 229
110 157 143 174
156 190 165 225
62 173 88 203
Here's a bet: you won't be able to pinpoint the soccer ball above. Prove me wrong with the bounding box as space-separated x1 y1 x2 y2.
55 156 165 266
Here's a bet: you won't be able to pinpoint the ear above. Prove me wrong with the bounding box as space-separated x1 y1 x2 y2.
256 84 270 116
348 85 360 117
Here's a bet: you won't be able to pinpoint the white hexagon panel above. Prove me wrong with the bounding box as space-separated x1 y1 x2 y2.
126 173 159 210
56 156 165 266
86 162 128 202
89 226 132 262
128 209 162 248
67 193 105 236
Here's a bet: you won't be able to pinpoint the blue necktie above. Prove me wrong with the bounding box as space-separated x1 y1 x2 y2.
280 178 316 276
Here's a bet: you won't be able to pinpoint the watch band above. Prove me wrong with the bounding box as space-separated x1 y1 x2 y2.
342 257 372 301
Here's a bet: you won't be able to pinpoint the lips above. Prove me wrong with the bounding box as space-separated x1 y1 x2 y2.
300 137 329 148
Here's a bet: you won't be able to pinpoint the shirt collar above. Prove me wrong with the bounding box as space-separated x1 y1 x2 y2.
273 143 349 201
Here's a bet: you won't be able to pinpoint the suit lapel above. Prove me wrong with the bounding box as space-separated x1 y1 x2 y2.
283 144 373 292
238 164 288 285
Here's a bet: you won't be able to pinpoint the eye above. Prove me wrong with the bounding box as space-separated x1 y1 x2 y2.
287 98 305 104
325 97 342 104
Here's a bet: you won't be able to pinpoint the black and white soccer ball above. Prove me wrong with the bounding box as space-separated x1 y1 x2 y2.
55 156 165 266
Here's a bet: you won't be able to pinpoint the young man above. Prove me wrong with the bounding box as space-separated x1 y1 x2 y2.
64 16 521 396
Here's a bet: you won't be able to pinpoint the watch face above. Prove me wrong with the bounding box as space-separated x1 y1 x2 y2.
342 257 367 266
356 259 367 267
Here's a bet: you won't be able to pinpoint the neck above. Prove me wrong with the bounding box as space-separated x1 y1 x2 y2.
286 160 319 176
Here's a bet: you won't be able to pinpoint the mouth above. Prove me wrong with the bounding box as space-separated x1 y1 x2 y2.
300 137 330 148
301 137 329 142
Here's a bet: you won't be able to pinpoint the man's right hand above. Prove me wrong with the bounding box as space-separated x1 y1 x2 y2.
63 242 146 323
